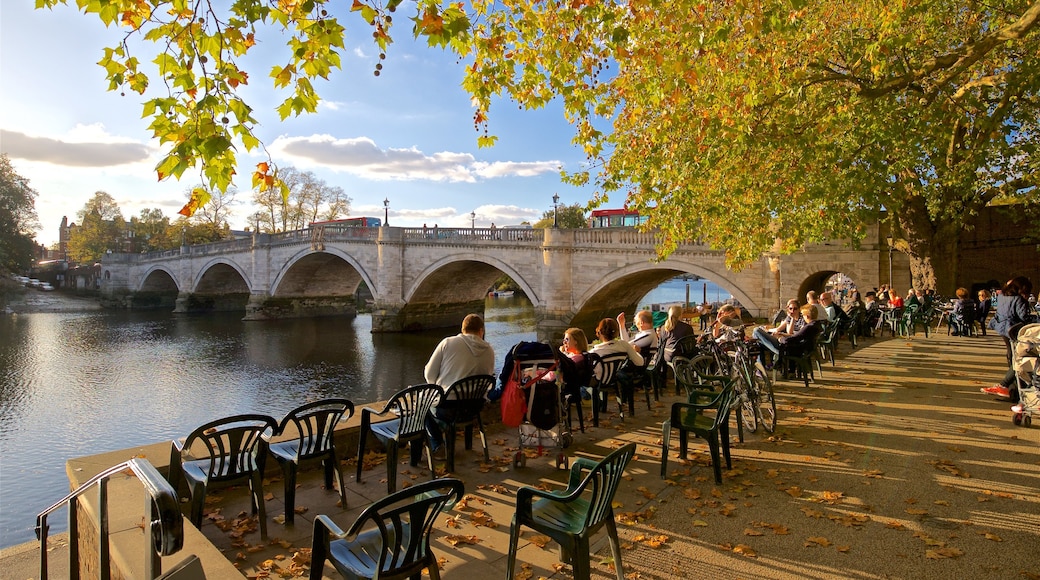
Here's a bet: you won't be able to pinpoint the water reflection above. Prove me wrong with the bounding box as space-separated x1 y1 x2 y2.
0 296 540 547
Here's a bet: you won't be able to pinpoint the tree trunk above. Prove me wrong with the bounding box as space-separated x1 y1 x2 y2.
896 197 962 296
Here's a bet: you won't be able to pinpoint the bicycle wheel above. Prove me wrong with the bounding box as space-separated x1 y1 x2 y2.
737 371 758 433
753 362 777 433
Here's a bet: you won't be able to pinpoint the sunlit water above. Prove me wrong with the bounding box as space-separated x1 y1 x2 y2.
0 279 729 547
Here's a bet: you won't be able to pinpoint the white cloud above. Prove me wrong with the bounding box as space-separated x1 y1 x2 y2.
0 127 153 167
268 134 562 183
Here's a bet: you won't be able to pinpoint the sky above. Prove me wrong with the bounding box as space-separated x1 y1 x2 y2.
1 2 599 247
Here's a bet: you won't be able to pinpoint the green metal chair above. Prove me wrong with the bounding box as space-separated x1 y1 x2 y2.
268 398 354 526
506 442 636 580
660 377 735 484
310 477 464 580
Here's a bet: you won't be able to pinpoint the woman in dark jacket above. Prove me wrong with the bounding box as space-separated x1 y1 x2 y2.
989 277 1035 367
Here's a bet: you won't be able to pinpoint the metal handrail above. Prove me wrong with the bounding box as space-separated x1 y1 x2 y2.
36 458 184 580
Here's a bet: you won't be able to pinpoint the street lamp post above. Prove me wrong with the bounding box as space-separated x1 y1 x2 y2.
383 198 389 226
552 193 560 228
886 235 894 286
470 211 475 230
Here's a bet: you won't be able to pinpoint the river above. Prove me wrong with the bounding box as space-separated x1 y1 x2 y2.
0 278 730 548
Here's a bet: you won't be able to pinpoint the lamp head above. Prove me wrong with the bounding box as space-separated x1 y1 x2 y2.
552 193 560 204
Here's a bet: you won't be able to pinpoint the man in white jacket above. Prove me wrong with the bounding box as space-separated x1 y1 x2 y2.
423 314 496 457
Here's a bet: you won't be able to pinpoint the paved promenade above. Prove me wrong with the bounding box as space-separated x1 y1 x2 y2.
5 328 1038 579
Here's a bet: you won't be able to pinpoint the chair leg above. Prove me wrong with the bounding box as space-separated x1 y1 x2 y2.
281 461 298 525
505 521 522 580
309 526 328 580
250 471 268 540
660 422 670 478
385 442 399 493
186 480 205 528
606 517 626 580
476 417 490 463
445 424 458 473
355 430 368 484
707 437 723 484
720 423 732 469
644 380 652 410
329 455 347 508
591 386 600 427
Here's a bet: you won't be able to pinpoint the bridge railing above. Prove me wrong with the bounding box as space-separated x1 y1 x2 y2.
402 227 544 243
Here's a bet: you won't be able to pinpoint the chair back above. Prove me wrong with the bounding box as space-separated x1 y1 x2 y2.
590 351 628 386
180 414 278 482
386 383 443 437
345 478 465 576
671 355 718 398
670 384 735 431
575 443 637 531
437 375 494 423
276 399 354 461
667 334 700 361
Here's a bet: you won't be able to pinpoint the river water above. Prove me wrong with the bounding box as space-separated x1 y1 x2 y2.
0 278 729 547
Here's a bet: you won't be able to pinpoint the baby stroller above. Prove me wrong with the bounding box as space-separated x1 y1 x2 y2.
1010 323 1040 427
499 341 572 469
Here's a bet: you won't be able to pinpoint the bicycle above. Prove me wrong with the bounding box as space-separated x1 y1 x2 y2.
693 328 777 438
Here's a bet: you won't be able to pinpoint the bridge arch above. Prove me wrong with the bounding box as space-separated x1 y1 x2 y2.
177 258 252 312
270 248 376 299
138 266 180 293
567 260 761 331
130 266 180 310
405 254 539 305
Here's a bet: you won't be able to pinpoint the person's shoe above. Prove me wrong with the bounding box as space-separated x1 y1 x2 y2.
1011 404 1024 414
430 445 447 460
981 385 1010 397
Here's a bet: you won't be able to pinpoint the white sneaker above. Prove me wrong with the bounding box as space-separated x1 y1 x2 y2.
1011 404 1024 414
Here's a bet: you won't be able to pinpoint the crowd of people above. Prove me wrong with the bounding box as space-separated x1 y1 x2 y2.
418 274 1038 457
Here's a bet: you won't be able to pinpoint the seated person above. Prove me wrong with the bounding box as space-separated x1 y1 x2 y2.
423 314 496 458
761 299 806 338
616 310 659 391
617 310 660 360
950 287 975 336
590 318 644 367
755 305 823 369
658 304 696 364
976 289 992 336
821 291 852 335
556 327 592 401
709 304 745 339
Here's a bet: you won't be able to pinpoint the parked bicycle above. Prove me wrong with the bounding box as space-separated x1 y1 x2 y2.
691 327 777 437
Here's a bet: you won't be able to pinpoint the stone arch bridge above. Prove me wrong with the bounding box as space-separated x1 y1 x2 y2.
99 224 900 340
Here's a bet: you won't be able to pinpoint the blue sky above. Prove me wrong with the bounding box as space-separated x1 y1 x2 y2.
1 2 597 246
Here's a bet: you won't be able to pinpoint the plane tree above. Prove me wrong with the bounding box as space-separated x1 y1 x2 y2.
40 0 1040 292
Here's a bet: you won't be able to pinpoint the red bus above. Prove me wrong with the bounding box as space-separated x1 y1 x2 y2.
310 217 382 228
588 208 647 228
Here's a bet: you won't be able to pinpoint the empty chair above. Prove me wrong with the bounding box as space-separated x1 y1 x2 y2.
268 399 354 526
816 320 839 366
311 477 465 580
355 384 441 493
506 443 636 580
168 414 279 539
660 378 735 484
428 374 494 472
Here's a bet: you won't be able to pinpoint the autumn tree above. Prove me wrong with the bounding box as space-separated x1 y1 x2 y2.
533 203 588 229
252 166 350 232
43 0 1040 292
0 154 39 274
68 192 126 263
190 186 238 228
129 208 175 252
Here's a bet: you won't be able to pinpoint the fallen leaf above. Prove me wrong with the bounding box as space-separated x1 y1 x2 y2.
925 547 964 559
733 544 757 557
444 535 481 547
805 536 831 547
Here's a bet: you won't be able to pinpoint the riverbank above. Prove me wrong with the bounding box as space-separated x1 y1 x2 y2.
1 284 103 314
